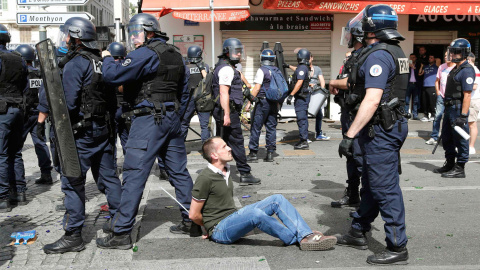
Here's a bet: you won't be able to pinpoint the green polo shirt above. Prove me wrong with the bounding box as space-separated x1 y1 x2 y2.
192 166 236 236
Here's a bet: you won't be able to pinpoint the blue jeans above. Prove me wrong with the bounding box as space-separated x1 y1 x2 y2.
405 82 420 117
431 96 445 140
315 108 324 136
210 194 313 245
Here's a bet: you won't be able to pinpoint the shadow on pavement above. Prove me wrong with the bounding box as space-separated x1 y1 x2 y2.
408 161 439 172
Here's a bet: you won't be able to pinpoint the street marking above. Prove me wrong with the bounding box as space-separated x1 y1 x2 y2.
257 186 480 194
283 150 316 156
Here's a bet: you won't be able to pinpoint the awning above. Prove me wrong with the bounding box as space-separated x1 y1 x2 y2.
142 0 250 22
263 0 480 15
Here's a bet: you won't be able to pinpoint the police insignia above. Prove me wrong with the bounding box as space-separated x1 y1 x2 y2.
299 71 305 76
370 65 382 77
466 77 474 84
122 59 132 66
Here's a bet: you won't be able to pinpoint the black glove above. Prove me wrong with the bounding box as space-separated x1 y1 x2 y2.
454 114 468 127
339 135 354 158
286 95 293 105
283 63 290 69
36 122 46 142
196 62 206 71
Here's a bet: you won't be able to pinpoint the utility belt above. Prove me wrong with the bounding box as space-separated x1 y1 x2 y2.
229 100 242 114
295 89 310 99
71 113 111 135
444 99 462 107
121 102 178 127
366 97 407 137
0 97 23 114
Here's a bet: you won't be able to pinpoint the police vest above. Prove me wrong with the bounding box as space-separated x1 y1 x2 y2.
292 64 310 97
25 66 42 111
187 63 204 90
258 66 273 98
444 63 474 100
124 41 185 107
212 59 243 105
68 49 108 119
351 42 408 105
0 50 25 103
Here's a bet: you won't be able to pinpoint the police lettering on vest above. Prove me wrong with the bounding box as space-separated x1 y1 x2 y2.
25 67 42 112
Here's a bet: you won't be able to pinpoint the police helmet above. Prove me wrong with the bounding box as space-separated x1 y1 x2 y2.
127 13 166 51
357 4 405 41
297 48 311 65
15 45 36 61
107 42 127 58
447 38 471 63
0 24 11 44
58 17 97 50
221 38 244 64
187 45 203 64
260 49 276 66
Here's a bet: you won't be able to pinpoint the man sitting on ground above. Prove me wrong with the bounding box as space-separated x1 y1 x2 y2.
189 137 337 250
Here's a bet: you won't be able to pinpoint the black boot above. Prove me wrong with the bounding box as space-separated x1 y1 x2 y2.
294 140 309 150
441 163 466 178
43 233 85 254
10 192 27 205
264 152 274 162
0 198 11 213
433 159 455 173
103 218 113 234
35 173 53 185
240 173 261 186
331 187 360 208
367 246 409 265
246 151 258 163
96 233 132 250
169 220 192 234
159 169 169 180
336 228 368 250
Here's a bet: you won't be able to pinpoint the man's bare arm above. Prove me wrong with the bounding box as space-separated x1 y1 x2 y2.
290 80 304 96
220 85 231 126
38 111 48 123
189 199 205 226
345 88 383 138
462 91 472 115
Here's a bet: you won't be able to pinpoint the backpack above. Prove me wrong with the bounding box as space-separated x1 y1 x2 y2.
193 68 217 112
263 66 289 102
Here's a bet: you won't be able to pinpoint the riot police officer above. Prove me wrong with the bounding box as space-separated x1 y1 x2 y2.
43 17 122 254
181 45 211 142
329 19 364 208
0 24 28 212
336 5 410 264
434 38 475 178
246 49 281 162
286 49 311 150
212 38 260 185
97 13 194 248
14 45 53 185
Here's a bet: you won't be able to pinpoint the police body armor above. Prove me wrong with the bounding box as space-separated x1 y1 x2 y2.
187 63 203 90
212 59 243 110
258 66 272 99
292 63 311 99
25 67 42 113
124 40 185 109
347 42 408 113
0 51 25 106
334 50 361 109
444 63 473 101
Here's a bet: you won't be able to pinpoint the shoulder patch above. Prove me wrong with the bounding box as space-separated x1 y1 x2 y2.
397 58 409 74
370 65 383 77
299 70 305 76
466 77 474 84
122 59 132 67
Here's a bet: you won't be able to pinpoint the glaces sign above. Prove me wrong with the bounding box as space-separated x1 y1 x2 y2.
220 14 333 31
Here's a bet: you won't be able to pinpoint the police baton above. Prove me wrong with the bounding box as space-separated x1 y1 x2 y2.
432 134 442 154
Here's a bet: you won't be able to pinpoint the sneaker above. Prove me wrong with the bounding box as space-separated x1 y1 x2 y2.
300 233 337 251
425 138 437 145
307 139 312 144
428 117 435 122
470 147 476 155
420 117 429 122
316 134 330 141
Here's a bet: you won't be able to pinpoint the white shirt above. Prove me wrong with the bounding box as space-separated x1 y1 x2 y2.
218 66 235 86
254 68 271 85
472 65 480 100
207 163 230 186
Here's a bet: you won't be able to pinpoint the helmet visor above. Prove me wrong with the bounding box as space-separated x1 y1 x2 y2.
340 27 352 46
127 24 145 51
56 25 69 52
227 45 245 61
447 47 467 63
350 9 366 31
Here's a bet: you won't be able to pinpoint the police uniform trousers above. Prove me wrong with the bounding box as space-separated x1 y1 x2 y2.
248 98 278 153
115 105 130 155
14 113 53 181
351 118 408 249
442 103 469 164
61 121 122 233
213 105 251 174
0 107 25 199
340 107 362 188
181 98 211 143
111 109 193 234
48 124 61 173
294 94 310 141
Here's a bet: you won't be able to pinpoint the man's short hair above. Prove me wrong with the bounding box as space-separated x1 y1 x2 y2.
410 53 416 56
202 137 221 163
468 52 475 61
